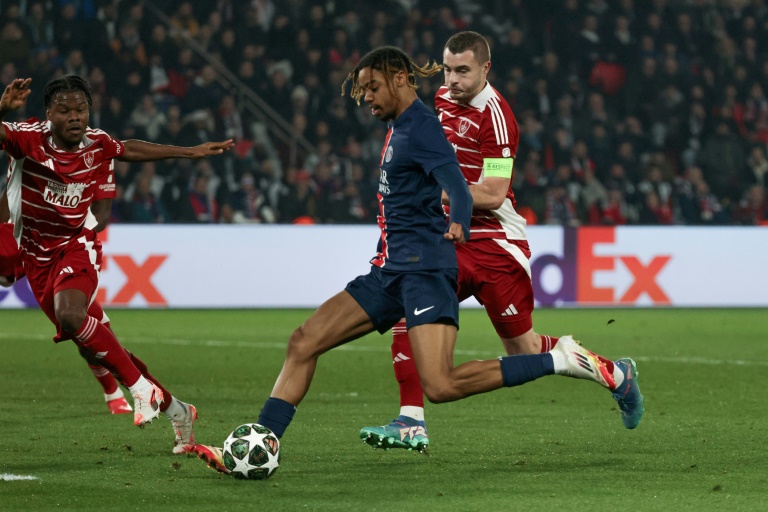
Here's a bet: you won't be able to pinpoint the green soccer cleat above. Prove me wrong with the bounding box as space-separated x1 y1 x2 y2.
359 416 429 453
612 358 645 429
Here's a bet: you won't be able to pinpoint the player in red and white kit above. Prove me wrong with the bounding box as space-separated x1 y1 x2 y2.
0 75 233 454
359 32 644 452
1 192 132 415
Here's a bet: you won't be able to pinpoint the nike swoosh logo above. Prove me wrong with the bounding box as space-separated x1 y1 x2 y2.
414 306 435 316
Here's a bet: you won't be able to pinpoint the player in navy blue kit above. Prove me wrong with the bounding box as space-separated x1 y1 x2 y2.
195 47 616 474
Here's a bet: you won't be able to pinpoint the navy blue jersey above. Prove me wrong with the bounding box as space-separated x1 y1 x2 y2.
371 99 461 271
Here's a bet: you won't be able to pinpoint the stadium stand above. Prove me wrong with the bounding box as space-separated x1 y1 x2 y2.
1 0 766 225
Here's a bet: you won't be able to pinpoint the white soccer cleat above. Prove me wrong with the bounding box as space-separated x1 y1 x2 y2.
132 382 164 428
171 403 198 454
552 335 615 389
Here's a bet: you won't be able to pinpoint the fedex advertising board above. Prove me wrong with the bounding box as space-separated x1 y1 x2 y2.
0 226 765 308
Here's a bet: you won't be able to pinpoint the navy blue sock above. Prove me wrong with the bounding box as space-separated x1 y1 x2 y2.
498 353 555 387
257 397 296 439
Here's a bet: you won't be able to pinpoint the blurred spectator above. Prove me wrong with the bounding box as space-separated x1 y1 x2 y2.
3 0 765 226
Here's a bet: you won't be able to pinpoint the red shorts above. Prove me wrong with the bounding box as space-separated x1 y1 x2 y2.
24 229 103 342
456 237 534 338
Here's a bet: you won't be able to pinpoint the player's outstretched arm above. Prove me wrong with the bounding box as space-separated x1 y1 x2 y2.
0 78 32 144
118 139 235 162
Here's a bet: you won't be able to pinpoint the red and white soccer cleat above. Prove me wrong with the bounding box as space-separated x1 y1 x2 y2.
131 382 164 427
552 335 616 389
193 444 230 474
106 396 133 415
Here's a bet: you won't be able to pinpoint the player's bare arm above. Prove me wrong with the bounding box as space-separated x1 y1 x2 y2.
0 78 32 144
443 176 511 210
90 198 112 233
118 139 235 162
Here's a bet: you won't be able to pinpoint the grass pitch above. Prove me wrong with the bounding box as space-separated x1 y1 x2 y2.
0 308 766 511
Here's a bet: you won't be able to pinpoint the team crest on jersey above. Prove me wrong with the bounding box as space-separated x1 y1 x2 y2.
385 145 393 162
83 150 95 168
44 181 86 208
459 118 470 135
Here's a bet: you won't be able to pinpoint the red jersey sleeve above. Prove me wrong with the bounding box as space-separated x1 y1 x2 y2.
1 119 45 159
99 132 125 160
478 97 519 159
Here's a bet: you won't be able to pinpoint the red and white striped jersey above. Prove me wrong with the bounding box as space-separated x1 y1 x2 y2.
1 119 121 265
435 83 526 240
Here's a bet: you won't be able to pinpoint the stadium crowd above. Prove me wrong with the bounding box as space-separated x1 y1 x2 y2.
1 0 767 226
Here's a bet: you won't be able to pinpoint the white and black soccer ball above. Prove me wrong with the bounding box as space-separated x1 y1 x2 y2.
222 423 281 480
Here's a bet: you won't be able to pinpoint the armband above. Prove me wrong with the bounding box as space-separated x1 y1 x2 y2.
483 157 514 178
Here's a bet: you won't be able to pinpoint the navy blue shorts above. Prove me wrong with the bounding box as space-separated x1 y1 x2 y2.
345 266 459 334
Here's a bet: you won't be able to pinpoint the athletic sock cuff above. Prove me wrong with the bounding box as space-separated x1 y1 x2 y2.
258 397 296 439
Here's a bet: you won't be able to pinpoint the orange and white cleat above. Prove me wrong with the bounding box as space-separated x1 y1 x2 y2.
552 335 615 389
106 396 133 415
193 444 230 475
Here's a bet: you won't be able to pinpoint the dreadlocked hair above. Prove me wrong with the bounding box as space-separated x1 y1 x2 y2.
44 75 93 108
341 46 442 105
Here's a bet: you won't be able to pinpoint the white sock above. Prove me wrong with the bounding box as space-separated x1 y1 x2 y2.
550 350 566 374
164 397 187 421
400 406 424 422
104 388 125 402
127 375 152 395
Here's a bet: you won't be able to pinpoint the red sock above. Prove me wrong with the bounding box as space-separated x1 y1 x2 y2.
392 321 423 408
74 316 141 387
124 349 173 412
539 335 560 352
87 364 119 395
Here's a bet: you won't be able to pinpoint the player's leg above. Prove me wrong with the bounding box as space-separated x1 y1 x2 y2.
358 318 431 451
402 269 614 403
53 286 162 421
80 301 131 414
473 239 644 427
196 286 380 474
257 289 376 439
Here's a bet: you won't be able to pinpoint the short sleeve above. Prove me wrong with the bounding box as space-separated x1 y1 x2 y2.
1 120 43 159
100 134 125 160
478 100 519 160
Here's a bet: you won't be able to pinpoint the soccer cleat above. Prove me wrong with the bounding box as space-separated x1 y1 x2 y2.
612 358 645 429
132 383 164 428
553 335 616 389
193 444 230 475
359 415 429 453
106 396 132 415
171 403 198 454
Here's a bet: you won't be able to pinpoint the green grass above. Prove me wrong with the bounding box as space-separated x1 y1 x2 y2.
1 308 767 511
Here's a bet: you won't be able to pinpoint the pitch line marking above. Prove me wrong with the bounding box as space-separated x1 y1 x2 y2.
1 474 39 481
1 332 766 367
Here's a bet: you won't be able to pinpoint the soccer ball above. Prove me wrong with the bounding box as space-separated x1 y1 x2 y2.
222 423 281 480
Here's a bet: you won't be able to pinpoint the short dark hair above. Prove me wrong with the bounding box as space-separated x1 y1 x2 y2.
444 31 491 64
342 46 442 105
44 75 92 108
